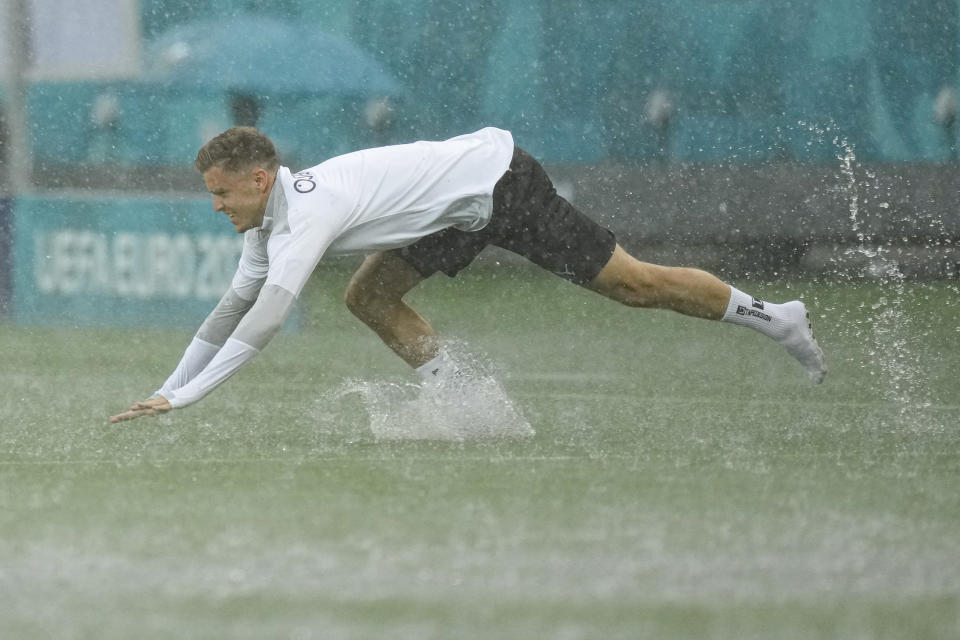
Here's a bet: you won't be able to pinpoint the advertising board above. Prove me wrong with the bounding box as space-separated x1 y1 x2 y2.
12 195 242 327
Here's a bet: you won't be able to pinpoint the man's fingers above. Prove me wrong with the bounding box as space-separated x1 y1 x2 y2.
111 396 171 423
109 407 157 423
110 409 143 423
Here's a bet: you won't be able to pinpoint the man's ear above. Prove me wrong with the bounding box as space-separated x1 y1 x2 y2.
253 167 270 192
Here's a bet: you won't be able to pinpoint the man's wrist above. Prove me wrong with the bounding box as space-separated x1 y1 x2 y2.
163 391 180 408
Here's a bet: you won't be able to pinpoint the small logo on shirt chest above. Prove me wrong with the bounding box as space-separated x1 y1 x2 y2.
292 171 317 193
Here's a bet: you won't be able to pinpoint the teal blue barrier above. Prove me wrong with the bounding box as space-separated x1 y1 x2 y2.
22 1 960 166
11 195 244 328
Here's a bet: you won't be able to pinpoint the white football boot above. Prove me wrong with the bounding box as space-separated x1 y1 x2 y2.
777 300 827 383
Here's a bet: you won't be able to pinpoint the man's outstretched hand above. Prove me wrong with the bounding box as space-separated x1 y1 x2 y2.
109 396 172 423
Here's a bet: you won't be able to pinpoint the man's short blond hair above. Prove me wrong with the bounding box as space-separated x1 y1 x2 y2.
195 126 279 173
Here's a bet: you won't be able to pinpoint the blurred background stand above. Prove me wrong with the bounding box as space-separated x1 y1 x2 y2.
139 14 399 129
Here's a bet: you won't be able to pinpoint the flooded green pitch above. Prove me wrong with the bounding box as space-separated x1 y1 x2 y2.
1 270 958 639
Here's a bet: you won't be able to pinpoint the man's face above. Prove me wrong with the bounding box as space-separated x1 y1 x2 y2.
203 165 270 233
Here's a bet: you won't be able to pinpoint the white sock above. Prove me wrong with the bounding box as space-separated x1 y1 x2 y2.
722 287 827 383
721 286 793 342
415 350 461 385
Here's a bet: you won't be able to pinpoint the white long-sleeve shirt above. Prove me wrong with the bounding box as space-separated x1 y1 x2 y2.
157 127 515 408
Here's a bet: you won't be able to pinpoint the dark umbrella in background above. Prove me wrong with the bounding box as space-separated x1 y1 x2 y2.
140 14 399 127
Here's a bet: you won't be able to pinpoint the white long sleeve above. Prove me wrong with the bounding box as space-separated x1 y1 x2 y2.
161 285 296 408
153 286 259 399
163 337 260 408
155 337 221 399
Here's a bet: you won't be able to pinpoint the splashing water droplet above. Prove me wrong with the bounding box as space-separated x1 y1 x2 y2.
320 341 534 441
817 131 933 423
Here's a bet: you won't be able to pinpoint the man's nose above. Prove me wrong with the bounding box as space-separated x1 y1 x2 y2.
212 197 225 211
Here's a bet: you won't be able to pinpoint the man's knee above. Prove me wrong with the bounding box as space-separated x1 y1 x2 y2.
612 264 664 308
587 246 663 307
344 276 389 320
344 253 421 322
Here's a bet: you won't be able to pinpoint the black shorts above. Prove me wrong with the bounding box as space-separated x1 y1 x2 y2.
390 147 617 285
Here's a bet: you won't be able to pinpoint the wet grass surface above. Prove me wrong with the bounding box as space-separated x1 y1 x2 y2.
1 269 958 638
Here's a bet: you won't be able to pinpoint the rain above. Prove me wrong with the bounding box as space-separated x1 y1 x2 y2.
1 1 958 638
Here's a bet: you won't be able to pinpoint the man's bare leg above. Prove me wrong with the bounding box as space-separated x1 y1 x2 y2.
346 245 824 383
344 251 438 368
586 244 826 382
585 245 731 318
348 245 729 361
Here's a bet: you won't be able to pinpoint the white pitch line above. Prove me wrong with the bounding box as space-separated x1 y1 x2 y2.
514 390 960 412
0 454 631 467
1 449 957 468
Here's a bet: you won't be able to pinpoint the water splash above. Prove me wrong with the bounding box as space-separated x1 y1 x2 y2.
319 342 534 442
812 128 932 416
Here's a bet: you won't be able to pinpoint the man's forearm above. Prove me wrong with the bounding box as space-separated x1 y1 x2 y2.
197 287 259 346
154 287 259 397
163 337 260 407
155 336 221 398
161 285 297 409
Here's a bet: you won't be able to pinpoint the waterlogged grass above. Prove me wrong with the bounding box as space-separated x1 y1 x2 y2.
1 269 958 639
